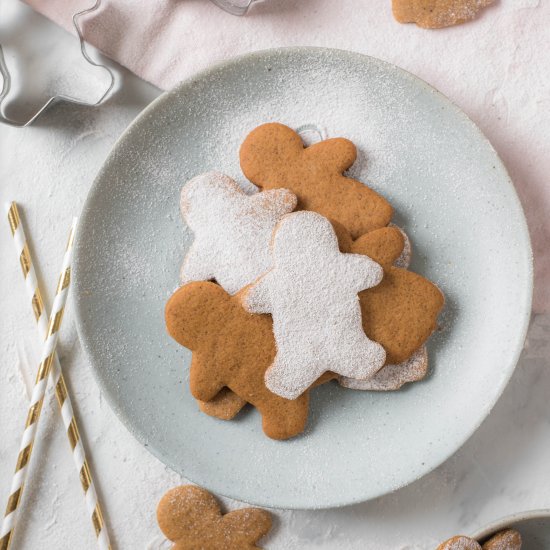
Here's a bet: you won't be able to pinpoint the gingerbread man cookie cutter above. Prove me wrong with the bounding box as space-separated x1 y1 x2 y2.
210 0 257 16
296 123 327 145
0 0 115 128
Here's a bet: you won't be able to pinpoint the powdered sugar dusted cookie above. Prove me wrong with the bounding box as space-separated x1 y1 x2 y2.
241 211 387 399
339 346 428 391
482 529 522 550
157 485 271 550
179 171 297 295
437 536 482 550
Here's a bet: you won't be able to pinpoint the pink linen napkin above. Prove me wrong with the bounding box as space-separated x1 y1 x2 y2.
25 0 550 312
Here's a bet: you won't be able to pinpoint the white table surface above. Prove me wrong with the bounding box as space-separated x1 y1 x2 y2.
1 5 550 549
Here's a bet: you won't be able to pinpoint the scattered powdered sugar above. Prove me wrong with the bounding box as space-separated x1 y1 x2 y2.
242 211 386 399
179 171 296 295
339 346 428 391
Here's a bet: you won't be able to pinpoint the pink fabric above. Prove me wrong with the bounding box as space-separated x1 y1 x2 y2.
26 0 550 311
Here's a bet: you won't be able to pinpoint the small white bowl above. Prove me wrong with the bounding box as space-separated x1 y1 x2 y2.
471 509 550 547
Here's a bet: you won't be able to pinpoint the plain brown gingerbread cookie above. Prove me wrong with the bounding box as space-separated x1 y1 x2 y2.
157 485 271 550
166 281 315 440
351 228 444 364
392 0 494 29
335 220 444 364
240 122 393 239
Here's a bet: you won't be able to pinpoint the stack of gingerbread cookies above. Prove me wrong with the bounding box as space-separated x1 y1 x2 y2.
165 122 444 440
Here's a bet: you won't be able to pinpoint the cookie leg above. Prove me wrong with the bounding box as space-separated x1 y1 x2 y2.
189 356 225 402
340 346 428 391
198 389 247 420
336 337 386 381
259 395 310 440
264 353 321 400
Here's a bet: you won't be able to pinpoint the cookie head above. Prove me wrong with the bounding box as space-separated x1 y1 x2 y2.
157 486 220 543
157 485 272 550
272 211 339 261
239 122 304 183
180 171 239 227
240 122 357 189
165 281 230 349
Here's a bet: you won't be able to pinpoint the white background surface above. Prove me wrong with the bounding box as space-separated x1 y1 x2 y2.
1 3 550 549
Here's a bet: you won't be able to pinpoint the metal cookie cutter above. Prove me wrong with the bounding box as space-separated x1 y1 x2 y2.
0 0 115 128
210 0 257 16
296 123 327 146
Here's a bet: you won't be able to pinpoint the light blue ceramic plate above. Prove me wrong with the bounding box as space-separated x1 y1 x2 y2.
73 48 532 509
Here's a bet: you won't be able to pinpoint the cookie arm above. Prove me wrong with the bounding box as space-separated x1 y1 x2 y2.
343 254 384 292
351 227 405 270
240 274 273 314
250 188 297 217
306 138 357 172
222 508 272 548
179 244 214 285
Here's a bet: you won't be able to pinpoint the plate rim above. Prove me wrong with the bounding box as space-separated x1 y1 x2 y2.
73 46 534 509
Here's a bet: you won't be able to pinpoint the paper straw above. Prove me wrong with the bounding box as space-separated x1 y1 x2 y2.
0 215 76 550
2 203 112 550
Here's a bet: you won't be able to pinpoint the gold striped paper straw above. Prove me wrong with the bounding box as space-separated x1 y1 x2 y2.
3 203 112 550
0 216 76 550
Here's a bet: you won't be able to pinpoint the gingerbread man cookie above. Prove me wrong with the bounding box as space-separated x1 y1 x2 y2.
242 211 387 400
166 281 314 440
179 171 297 295
157 485 271 550
350 227 444 364
312 220 443 365
392 0 495 29
240 122 393 239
